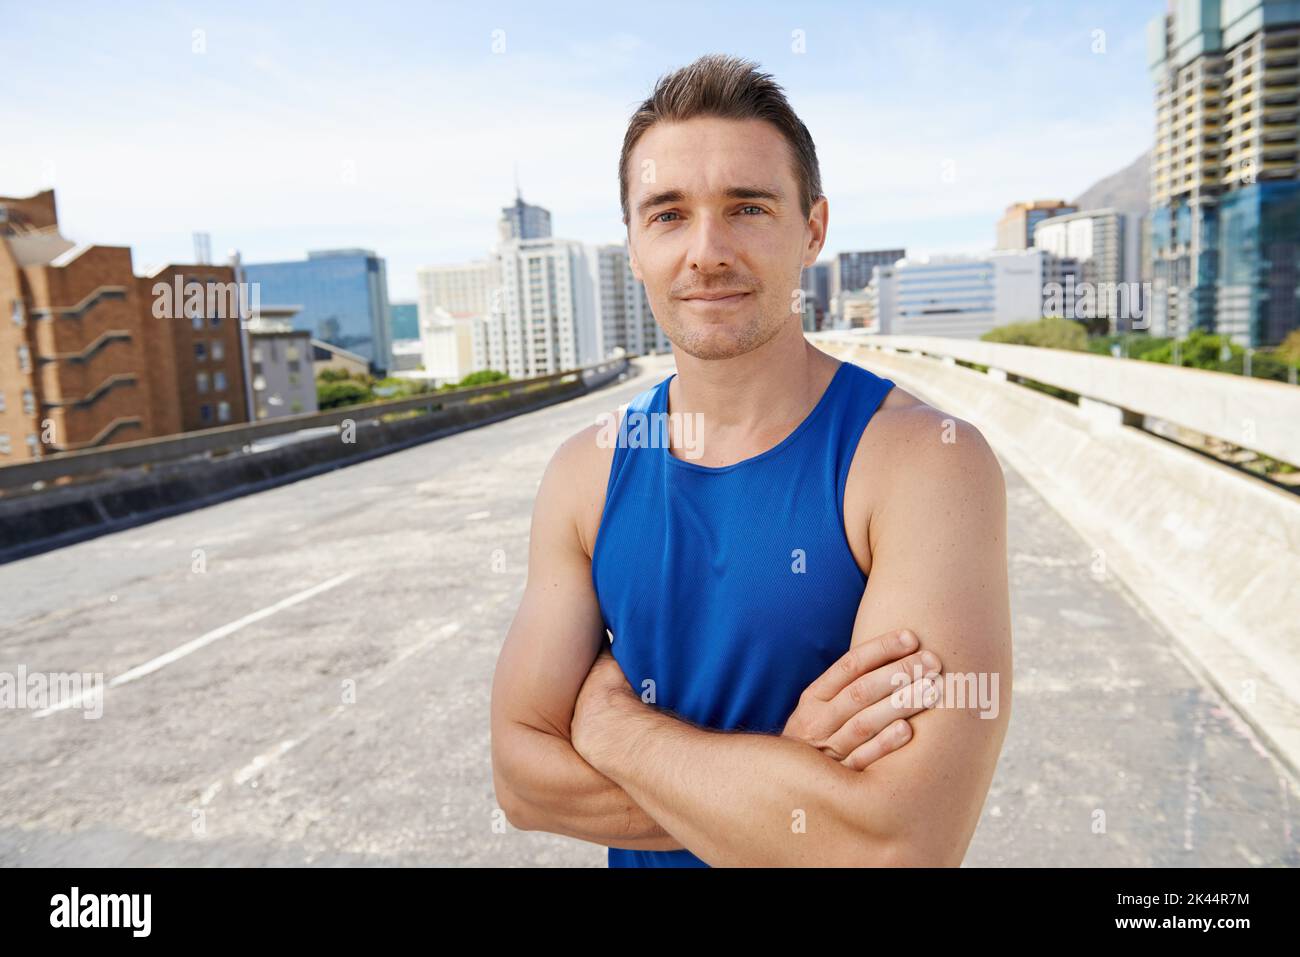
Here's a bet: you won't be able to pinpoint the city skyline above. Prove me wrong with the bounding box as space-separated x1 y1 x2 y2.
6 0 1162 300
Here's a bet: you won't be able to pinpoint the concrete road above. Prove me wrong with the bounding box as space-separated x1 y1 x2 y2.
1 354 1296 866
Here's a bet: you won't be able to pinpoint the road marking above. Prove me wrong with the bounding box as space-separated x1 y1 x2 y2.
33 571 358 717
233 739 299 786
195 620 462 806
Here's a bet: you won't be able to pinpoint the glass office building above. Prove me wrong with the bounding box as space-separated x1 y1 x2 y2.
243 249 393 373
1147 0 1300 347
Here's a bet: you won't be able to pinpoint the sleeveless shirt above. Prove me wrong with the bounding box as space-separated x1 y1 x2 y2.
590 358 897 867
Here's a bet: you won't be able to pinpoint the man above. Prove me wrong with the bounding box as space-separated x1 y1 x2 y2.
490 53 1012 867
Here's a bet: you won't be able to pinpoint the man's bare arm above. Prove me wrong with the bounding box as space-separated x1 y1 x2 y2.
570 411 1013 866
490 425 685 850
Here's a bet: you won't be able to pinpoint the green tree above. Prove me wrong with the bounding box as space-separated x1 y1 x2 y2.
1139 329 1234 369
317 379 371 410
1276 328 1300 366
456 369 511 388
982 316 1088 351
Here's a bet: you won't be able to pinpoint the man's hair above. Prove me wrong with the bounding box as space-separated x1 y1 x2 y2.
618 53 823 226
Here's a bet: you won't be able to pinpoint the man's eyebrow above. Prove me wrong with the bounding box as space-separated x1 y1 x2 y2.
635 185 785 218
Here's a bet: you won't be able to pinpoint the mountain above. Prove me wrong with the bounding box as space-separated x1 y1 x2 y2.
1073 150 1150 216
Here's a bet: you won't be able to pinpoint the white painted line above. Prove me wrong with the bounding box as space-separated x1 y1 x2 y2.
233 739 299 786
33 571 358 717
194 618 461 806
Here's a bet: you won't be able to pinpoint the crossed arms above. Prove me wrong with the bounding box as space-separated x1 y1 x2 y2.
489 407 1013 866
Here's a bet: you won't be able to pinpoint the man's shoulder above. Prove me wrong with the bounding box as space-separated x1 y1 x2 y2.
856 385 1004 531
547 415 623 560
868 385 998 474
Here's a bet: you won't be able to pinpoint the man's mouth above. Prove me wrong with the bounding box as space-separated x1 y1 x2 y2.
682 292 751 306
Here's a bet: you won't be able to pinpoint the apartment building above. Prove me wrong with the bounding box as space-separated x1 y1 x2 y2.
1148 0 1300 345
0 189 250 464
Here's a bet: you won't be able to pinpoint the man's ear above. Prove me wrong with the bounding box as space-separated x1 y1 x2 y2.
804 195 829 268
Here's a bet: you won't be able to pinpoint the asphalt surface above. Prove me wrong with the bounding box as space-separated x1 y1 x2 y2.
1 353 1296 866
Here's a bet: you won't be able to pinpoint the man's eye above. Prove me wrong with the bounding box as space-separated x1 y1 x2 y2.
739 205 765 215
653 211 679 224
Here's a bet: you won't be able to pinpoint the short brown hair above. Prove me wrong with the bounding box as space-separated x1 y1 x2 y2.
618 53 823 225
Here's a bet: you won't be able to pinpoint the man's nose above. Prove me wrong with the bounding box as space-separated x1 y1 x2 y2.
687 211 736 271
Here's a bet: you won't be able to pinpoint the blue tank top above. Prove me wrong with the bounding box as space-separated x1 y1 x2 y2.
590 358 896 867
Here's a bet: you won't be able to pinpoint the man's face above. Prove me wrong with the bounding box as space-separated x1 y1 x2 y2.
625 116 827 361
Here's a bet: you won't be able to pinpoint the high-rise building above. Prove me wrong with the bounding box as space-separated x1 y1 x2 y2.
487 237 597 378
498 191 553 242
1033 208 1144 331
833 249 906 296
874 250 1047 339
589 242 665 359
419 306 485 384
415 259 497 328
389 301 418 341
801 260 834 330
996 200 1078 250
242 249 392 374
831 250 906 326
414 258 498 377
1147 0 1299 346
0 190 250 463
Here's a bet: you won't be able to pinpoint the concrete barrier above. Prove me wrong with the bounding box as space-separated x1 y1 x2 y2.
819 332 1300 468
818 338 1300 778
0 360 629 563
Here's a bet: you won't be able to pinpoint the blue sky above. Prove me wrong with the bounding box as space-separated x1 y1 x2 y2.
3 0 1164 300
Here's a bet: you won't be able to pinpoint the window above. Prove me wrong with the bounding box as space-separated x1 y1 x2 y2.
253 375 266 391
210 314 222 328
286 345 300 361
251 346 263 363
18 345 30 372
287 359 300 373
217 401 230 422
11 300 23 327
25 434 38 457
194 342 207 361
288 373 300 387
199 404 212 423
196 372 209 394
0 392 5 412
22 389 34 415
192 314 204 330
213 371 227 392
0 433 9 455
211 339 224 361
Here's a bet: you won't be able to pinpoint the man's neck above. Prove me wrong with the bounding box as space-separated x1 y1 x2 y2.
665 330 840 460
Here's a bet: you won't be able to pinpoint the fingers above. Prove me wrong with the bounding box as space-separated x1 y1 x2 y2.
820 647 942 736
840 718 912 772
824 669 942 765
800 628 919 703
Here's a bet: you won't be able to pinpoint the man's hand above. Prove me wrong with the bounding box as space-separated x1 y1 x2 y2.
571 629 942 775
782 628 942 770
570 646 639 767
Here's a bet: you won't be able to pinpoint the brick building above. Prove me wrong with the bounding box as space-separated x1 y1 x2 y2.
0 189 250 463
